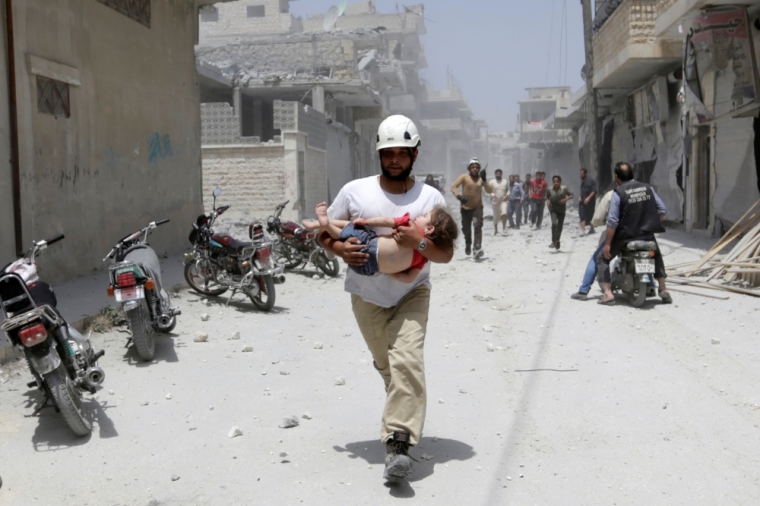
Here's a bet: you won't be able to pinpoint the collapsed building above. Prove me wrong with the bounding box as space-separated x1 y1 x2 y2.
195 0 431 221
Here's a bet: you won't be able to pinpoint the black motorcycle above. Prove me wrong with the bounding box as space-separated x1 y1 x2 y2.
267 201 340 277
184 187 284 311
104 219 180 361
1 235 105 436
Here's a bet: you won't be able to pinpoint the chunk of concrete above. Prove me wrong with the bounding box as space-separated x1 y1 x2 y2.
228 426 243 438
279 415 300 429
334 377 346 386
201 313 210 322
194 332 208 343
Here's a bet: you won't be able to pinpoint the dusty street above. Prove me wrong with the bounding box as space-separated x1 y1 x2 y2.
2 206 760 506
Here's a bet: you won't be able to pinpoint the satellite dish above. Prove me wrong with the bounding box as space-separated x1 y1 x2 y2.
323 6 339 31
337 0 347 16
580 64 588 83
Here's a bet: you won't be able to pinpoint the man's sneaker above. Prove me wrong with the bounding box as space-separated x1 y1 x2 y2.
474 248 484 259
384 430 414 481
465 245 472 256
570 292 588 301
659 290 673 304
588 228 596 235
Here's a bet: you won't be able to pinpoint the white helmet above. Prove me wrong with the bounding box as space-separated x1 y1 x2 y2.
376 115 421 152
467 157 481 169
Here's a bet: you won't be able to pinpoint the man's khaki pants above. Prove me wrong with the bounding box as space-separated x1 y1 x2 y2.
492 200 507 228
351 286 430 446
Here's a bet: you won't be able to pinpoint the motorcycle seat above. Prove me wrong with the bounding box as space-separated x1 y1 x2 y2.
626 240 657 251
226 239 253 255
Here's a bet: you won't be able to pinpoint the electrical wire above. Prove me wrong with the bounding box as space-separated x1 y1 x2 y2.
545 0 557 86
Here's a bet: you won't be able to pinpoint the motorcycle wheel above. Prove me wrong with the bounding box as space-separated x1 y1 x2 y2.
184 260 228 296
127 300 156 361
249 275 275 312
275 243 302 270
315 251 340 277
43 364 91 437
627 277 647 308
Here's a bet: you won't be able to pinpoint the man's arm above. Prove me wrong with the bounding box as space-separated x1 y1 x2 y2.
651 188 667 220
482 180 494 194
602 192 621 259
394 225 453 263
450 175 463 197
320 231 369 266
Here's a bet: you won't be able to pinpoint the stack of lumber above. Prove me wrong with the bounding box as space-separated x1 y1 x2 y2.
668 200 760 297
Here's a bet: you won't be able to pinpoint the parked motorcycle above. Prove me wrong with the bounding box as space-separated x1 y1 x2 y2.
104 219 181 361
610 240 659 308
267 200 340 277
0 235 105 436
184 187 284 311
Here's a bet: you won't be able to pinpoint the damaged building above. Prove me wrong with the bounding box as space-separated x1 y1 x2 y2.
544 0 760 235
195 0 430 221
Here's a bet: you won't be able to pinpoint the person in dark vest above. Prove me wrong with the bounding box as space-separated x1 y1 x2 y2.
596 162 672 305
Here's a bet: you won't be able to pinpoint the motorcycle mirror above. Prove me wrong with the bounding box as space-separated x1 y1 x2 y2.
213 187 222 197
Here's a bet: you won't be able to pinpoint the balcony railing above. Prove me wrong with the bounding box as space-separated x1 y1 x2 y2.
593 0 624 32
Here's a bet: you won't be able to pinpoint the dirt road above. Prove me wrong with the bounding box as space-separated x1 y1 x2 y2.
1 212 759 505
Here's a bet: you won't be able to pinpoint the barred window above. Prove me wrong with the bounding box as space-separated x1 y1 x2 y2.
97 0 151 28
37 77 70 118
247 5 265 17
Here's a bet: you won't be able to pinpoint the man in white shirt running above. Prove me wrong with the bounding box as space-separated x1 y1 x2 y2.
321 115 454 482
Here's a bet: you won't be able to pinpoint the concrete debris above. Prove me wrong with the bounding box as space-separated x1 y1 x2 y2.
140 401 149 406
302 412 312 420
242 346 254 353
314 342 324 349
279 452 288 458
279 415 300 429
438 399 444 404
334 376 346 386
209 405 214 411
483 325 494 332
473 295 495 302
109 390 115 395
342 331 352 337
171 474 180 482
228 426 243 438
421 454 434 461
194 332 209 343
459 389 468 394
312 275 321 280
165 393 172 400
711 338 721 345
487 343 495 352
432 437 439 442
280 371 289 375
201 313 210 321
229 332 241 340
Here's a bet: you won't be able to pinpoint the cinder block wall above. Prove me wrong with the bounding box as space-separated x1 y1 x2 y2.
201 145 287 221
200 0 295 38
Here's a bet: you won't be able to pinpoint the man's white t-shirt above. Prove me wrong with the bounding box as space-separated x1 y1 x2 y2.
328 176 446 308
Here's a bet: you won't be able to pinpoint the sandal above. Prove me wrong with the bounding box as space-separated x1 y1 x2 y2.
597 298 616 306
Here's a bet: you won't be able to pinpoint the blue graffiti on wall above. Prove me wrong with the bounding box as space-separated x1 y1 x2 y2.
148 133 173 164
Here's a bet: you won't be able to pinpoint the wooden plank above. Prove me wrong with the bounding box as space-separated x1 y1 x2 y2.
685 204 760 277
669 276 760 297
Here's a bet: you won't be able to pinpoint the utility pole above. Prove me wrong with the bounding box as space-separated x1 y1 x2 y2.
581 0 599 182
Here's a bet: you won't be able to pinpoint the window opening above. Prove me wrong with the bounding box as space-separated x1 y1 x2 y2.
247 5 265 17
97 0 151 28
37 76 70 118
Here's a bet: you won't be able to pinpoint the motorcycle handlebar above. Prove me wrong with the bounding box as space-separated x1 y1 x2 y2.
217 205 231 214
46 234 65 245
155 219 170 226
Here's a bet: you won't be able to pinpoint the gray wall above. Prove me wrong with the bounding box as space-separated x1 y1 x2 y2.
0 3 15 265
7 0 204 284
326 125 353 203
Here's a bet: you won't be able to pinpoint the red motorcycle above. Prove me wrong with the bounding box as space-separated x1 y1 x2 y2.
184 188 284 311
267 201 340 277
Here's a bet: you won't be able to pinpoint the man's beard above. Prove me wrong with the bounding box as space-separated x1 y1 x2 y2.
381 161 414 181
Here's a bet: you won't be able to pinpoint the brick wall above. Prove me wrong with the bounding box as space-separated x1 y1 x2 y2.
593 0 657 71
200 0 296 38
202 145 287 220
